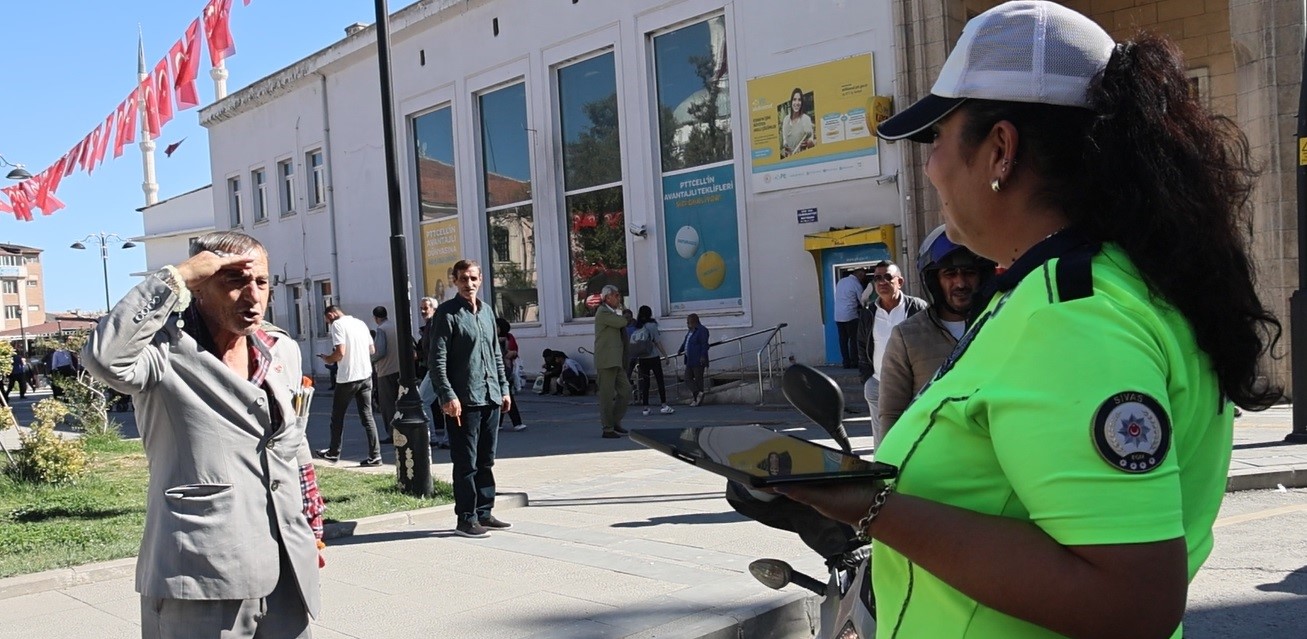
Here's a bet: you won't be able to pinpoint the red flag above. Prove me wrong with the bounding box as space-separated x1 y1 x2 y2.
90 113 114 172
0 197 11 215
3 186 32 221
141 77 161 140
65 141 83 176
164 137 187 157
203 0 236 67
171 19 202 109
78 130 95 171
244 0 251 5
153 58 174 127
114 90 138 158
32 169 65 215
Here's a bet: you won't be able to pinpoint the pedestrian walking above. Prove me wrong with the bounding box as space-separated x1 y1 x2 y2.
677 313 710 406
497 317 526 431
593 285 632 438
631 305 674 416
314 306 383 466
371 306 401 443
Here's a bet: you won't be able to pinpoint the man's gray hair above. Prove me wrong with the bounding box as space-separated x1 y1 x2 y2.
600 285 621 297
190 231 265 257
420 296 438 307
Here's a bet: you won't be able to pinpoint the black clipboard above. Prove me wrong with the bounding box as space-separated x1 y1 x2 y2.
630 425 896 488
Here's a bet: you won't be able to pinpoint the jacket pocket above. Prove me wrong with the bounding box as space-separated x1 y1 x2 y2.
164 483 233 500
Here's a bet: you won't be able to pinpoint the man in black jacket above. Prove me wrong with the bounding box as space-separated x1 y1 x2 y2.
855 260 926 438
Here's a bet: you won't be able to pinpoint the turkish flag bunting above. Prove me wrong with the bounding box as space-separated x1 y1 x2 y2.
65 141 83 176
153 58 174 128
90 113 114 172
141 77 161 140
114 90 139 158
33 167 66 215
203 0 236 67
0 196 11 215
171 19 202 109
3 185 32 221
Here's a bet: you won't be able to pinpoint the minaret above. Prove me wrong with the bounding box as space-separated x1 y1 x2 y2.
212 60 228 100
138 28 159 206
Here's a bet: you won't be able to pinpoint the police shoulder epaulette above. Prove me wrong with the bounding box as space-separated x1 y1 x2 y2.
1054 244 1099 302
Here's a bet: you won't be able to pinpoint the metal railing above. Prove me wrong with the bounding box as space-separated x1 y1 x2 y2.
657 322 788 404
567 323 789 404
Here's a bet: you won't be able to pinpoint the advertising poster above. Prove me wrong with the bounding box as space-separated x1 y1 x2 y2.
420 216 462 303
662 163 742 312
747 54 878 193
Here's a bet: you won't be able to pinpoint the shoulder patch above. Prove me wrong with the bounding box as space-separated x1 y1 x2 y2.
1091 392 1171 473
1054 244 1098 302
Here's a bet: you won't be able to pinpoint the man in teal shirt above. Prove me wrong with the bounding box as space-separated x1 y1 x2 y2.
430 259 512 539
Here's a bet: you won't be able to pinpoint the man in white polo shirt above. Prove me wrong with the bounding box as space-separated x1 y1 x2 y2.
314 305 382 466
856 260 926 440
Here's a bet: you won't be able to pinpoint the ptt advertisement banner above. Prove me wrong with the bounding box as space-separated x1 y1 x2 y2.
662 163 742 312
747 54 879 193
420 216 462 303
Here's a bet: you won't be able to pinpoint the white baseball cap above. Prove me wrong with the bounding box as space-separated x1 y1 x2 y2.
878 1 1115 143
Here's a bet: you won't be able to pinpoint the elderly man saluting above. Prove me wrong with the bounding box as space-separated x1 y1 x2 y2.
81 231 321 639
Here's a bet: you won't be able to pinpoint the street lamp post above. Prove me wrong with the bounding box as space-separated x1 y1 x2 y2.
373 0 432 496
0 154 32 181
70 233 137 313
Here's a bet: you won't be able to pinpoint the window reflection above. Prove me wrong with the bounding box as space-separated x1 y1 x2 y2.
558 52 627 318
413 106 457 221
654 15 733 172
479 82 537 323
560 53 621 190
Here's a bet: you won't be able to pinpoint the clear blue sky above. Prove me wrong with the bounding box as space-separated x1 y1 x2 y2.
0 0 400 314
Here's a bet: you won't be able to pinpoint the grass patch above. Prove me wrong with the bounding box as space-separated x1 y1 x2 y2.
0 438 452 579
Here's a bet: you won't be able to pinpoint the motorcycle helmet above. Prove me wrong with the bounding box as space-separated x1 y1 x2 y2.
917 225 996 316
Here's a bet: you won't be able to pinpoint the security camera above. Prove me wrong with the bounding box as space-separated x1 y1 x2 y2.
628 223 647 237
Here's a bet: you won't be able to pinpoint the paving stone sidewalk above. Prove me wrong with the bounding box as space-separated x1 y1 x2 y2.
2 385 1305 639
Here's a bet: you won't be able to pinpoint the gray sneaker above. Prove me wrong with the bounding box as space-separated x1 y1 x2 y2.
455 520 490 538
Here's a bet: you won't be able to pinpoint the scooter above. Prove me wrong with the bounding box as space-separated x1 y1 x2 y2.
725 364 876 639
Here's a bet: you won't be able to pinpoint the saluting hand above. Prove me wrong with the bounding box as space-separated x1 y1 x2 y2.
174 250 256 290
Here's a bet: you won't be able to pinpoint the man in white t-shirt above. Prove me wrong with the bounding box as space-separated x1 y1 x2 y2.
314 305 382 466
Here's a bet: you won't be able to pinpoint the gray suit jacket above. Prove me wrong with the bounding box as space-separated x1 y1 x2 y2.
81 272 320 616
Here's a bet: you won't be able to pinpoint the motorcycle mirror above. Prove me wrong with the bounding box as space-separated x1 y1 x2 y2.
748 558 794 590
782 364 853 453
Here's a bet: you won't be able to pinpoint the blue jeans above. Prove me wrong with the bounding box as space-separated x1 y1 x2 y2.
447 404 500 523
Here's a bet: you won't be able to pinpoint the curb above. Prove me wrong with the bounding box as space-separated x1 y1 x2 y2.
1227 467 1306 492
0 492 529 601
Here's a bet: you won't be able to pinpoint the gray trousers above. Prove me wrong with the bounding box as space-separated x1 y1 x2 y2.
864 377 884 446
141 552 310 639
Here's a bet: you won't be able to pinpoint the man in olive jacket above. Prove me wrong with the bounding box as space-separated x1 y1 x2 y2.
593 285 632 438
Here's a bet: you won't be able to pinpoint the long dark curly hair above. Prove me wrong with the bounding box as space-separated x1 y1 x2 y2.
959 32 1281 410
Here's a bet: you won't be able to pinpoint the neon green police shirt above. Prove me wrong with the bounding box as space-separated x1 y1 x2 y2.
871 237 1232 639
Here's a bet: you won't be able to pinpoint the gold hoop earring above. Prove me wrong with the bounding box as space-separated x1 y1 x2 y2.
990 178 1001 193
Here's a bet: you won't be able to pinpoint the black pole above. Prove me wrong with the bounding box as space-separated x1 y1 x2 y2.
373 0 433 493
100 239 111 313
1290 26 1307 443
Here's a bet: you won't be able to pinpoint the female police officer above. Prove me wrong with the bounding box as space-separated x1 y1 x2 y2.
777 2 1281 637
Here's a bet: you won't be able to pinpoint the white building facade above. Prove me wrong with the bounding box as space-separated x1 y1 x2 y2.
133 185 215 276
201 0 908 377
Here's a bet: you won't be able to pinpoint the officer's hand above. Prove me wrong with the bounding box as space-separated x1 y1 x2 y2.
175 251 256 290
774 481 886 528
